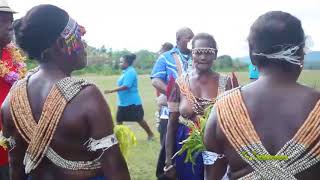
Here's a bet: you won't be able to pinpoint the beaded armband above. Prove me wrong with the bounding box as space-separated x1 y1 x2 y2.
86 134 118 152
202 150 225 165
0 131 16 151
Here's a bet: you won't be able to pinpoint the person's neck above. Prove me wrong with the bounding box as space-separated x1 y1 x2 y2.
39 62 72 77
193 69 214 82
259 69 299 85
122 66 130 70
177 45 190 54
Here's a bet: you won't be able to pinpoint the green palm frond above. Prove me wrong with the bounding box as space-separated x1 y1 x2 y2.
174 105 213 167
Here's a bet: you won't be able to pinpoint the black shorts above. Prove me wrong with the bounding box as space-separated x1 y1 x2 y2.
116 104 144 123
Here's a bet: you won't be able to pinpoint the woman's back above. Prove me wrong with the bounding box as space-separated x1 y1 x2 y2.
225 81 320 179
27 72 91 158
8 71 107 179
204 11 319 180
1 4 130 180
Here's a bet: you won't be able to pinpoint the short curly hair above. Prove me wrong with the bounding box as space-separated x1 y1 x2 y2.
122 53 137 66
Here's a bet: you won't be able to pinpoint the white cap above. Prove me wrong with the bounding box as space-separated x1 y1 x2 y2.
0 0 16 13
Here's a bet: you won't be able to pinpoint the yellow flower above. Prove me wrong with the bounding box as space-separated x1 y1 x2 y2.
114 125 137 158
0 131 8 150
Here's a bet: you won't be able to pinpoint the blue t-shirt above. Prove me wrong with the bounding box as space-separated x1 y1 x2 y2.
150 47 192 84
117 66 142 106
249 63 259 79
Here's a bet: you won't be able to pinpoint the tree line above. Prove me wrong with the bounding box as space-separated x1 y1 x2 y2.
25 45 255 75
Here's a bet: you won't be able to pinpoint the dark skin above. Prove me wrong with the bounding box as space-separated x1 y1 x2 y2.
1 36 130 180
204 48 320 180
165 38 232 179
0 12 13 55
151 33 194 95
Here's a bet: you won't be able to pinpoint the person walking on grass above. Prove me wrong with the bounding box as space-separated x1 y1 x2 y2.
105 53 154 140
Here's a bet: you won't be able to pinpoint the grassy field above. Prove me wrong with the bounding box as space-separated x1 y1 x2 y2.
80 70 320 180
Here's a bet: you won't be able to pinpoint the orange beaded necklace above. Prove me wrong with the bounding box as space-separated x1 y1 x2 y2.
9 75 91 173
10 80 67 173
176 73 228 116
216 88 320 179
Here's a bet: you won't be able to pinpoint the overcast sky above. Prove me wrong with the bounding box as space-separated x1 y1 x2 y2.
10 0 320 57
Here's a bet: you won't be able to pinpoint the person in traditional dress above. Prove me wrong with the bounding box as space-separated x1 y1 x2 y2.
164 33 234 180
0 5 130 180
204 11 320 180
105 53 154 140
0 1 26 179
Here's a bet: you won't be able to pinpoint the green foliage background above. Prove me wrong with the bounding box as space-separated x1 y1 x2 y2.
25 45 320 75
25 45 252 75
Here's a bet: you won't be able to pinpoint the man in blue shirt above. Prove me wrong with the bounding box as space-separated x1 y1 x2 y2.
151 28 194 89
151 27 194 180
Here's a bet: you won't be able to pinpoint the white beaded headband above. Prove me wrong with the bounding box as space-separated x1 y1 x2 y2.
252 44 303 66
251 35 314 67
60 17 86 54
61 17 77 39
191 48 216 54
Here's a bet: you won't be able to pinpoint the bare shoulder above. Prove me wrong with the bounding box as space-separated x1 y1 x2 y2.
307 86 320 98
75 84 104 101
1 92 13 137
70 82 114 138
68 83 110 117
299 84 320 102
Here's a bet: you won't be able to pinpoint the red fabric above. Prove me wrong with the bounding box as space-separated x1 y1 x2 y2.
0 78 10 165
166 75 175 97
0 47 13 166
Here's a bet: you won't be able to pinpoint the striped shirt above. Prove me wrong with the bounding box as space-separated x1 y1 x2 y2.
151 47 192 84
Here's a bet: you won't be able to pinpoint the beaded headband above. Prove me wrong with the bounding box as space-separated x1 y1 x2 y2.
60 17 86 55
191 48 216 55
252 44 303 67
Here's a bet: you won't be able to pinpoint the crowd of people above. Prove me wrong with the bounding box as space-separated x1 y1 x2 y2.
0 1 319 180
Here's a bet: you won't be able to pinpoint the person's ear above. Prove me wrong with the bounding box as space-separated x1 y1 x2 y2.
53 37 67 54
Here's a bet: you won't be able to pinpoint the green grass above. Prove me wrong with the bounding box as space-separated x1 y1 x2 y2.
79 70 320 180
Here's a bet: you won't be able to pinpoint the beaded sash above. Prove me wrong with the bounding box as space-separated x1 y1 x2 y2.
216 88 320 179
10 77 92 173
176 73 228 116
